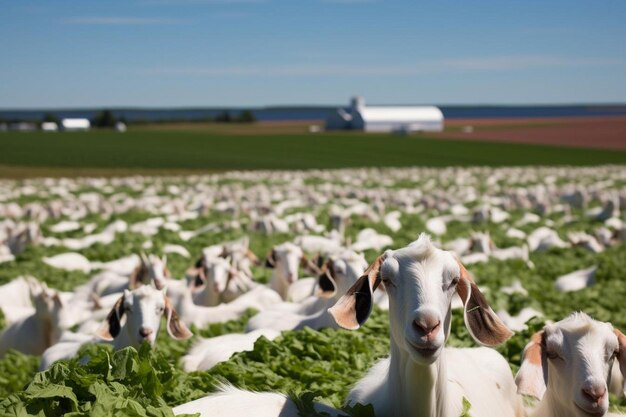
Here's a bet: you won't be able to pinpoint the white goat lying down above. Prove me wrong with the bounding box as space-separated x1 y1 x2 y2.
173 384 343 417
39 284 192 370
182 329 281 372
331 234 523 417
74 253 170 302
0 281 72 357
175 283 282 329
516 312 626 417
188 254 256 307
264 242 318 301
246 250 369 332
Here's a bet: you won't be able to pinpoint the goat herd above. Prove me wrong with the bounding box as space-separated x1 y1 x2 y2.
0 166 625 417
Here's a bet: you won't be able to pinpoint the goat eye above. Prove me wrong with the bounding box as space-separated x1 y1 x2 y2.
546 351 560 360
380 275 394 286
448 277 460 289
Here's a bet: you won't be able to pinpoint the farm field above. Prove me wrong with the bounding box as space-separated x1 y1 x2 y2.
0 166 626 416
438 116 626 150
1 122 626 179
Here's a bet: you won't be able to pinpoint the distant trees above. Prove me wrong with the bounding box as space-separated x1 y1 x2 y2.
42 113 60 124
215 110 256 123
238 110 255 123
215 111 232 123
91 110 117 128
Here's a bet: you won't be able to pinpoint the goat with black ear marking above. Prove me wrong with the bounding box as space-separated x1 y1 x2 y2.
329 233 523 417
245 250 369 332
39 285 192 370
516 312 626 417
264 242 314 301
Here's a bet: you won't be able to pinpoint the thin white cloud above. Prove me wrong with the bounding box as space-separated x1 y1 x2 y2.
63 16 186 25
139 56 624 77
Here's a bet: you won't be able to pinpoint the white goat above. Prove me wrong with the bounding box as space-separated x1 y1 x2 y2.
329 234 523 417
190 255 256 306
39 284 192 370
74 253 171 301
496 307 543 332
172 384 342 417
527 227 569 253
516 313 626 417
246 250 369 332
175 284 282 329
43 252 91 272
264 242 312 300
555 266 597 293
350 228 393 252
182 329 281 372
0 282 71 357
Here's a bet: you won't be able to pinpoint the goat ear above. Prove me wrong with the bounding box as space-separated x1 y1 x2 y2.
163 296 193 340
316 266 337 298
456 261 512 347
515 331 547 399
328 254 385 330
152 273 166 290
301 254 322 275
614 328 626 396
246 249 260 265
96 294 126 341
128 261 144 290
264 250 276 268
194 256 205 269
192 270 206 289
52 292 63 308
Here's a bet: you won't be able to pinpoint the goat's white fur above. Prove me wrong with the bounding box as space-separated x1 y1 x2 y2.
331 234 523 417
516 313 626 417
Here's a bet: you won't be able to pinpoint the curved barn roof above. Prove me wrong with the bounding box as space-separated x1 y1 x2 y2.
358 106 443 123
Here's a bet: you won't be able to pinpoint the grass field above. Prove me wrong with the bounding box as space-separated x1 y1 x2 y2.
0 125 625 178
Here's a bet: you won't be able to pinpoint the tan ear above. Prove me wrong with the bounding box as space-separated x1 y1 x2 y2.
129 263 146 289
614 328 626 396
328 254 385 330
316 263 337 298
515 331 547 399
264 250 276 268
301 254 322 275
96 295 125 341
456 261 513 346
164 297 193 340
245 249 260 265
52 292 63 308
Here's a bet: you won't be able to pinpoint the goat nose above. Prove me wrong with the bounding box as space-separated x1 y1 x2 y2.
413 315 441 340
582 384 607 404
139 327 153 338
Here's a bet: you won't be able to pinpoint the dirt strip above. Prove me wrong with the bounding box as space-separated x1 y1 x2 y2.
437 116 626 150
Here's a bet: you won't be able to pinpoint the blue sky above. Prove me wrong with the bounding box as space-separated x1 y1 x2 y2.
1 0 625 108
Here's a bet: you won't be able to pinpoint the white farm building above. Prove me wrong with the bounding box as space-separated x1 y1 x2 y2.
61 118 91 131
326 96 444 133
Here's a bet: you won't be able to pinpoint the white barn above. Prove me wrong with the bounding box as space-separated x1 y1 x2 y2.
41 122 59 132
325 96 444 133
61 118 91 131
